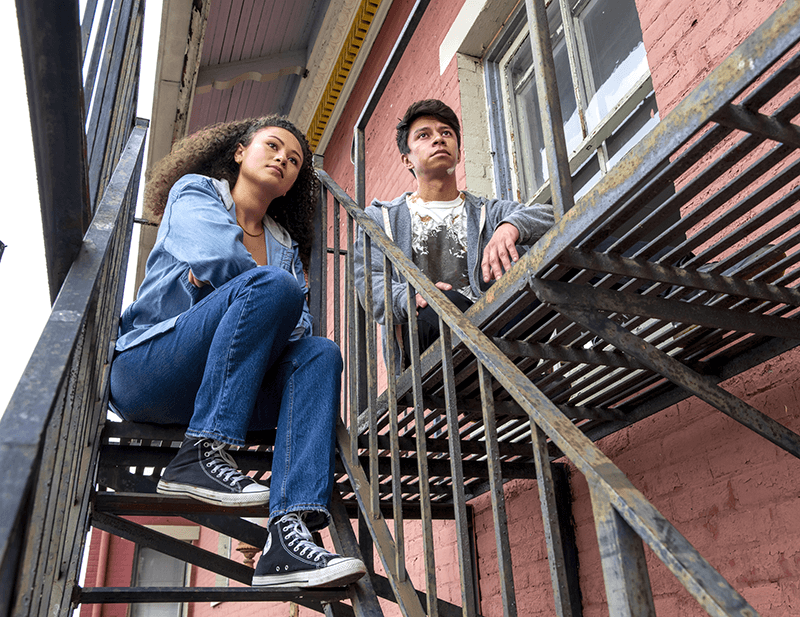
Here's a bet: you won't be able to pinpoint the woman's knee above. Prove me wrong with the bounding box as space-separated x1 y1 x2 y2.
239 266 305 313
297 336 343 373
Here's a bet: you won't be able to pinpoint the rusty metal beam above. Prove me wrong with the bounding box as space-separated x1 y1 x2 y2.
533 278 800 340
548 301 800 459
590 486 656 617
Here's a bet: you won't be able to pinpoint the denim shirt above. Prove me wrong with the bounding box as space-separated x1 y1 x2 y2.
116 174 312 352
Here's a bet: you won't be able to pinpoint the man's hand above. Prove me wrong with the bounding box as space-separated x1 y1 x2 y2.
482 222 520 282
415 281 453 310
188 269 208 288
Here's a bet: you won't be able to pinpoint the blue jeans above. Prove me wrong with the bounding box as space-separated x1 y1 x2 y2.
109 266 342 522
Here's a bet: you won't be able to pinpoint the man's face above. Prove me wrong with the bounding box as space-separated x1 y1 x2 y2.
402 115 460 179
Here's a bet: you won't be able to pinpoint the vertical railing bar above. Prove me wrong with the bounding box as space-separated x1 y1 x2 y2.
87 0 134 205
382 256 406 581
102 2 138 166
83 0 114 108
439 321 478 617
350 131 368 574
328 488 385 616
478 362 517 617
531 422 577 617
80 0 100 58
351 129 369 521
85 0 126 163
347 213 358 453
320 178 329 339
350 126 369 579
114 1 143 171
362 235 381 516
312 184 329 336
524 0 575 221
99 27 138 200
354 127 366 209
333 194 341 348
589 484 657 617
94 0 139 204
406 283 439 617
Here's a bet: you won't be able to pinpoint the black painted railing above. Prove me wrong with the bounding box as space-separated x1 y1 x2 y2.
1 0 147 614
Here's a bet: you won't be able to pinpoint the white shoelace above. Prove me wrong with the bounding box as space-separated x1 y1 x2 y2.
203 440 250 486
280 513 335 561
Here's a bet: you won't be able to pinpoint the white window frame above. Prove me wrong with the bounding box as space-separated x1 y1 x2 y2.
129 525 198 617
130 545 190 617
442 0 657 205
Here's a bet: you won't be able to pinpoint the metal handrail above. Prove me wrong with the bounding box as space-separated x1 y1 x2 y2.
0 119 148 616
319 166 759 616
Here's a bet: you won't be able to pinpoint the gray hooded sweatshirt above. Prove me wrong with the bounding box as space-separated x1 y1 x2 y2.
353 190 554 368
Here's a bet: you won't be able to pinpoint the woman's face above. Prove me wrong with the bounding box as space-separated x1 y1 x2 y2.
234 126 304 197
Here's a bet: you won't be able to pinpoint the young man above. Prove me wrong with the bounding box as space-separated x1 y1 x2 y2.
354 99 554 369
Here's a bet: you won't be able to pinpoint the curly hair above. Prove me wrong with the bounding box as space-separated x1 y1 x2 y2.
144 115 319 267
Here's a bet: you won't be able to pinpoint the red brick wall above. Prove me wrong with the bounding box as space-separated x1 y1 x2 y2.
636 0 785 116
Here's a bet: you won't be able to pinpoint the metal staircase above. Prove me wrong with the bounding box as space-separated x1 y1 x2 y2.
3 0 800 615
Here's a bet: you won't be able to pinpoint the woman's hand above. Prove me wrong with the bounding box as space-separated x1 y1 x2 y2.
188 270 208 288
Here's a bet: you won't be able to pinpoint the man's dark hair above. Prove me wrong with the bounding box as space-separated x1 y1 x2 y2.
395 99 462 155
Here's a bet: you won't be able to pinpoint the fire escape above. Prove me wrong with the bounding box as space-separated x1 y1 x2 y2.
3 0 800 616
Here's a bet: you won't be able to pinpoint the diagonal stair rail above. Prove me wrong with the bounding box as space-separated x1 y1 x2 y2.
319 165 763 616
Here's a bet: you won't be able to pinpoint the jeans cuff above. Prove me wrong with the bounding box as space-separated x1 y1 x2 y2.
185 428 246 447
268 506 331 532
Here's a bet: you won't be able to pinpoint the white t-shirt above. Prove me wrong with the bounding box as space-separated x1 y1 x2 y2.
406 192 476 300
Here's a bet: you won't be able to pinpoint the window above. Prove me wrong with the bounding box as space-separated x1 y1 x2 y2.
130 546 188 617
486 0 659 204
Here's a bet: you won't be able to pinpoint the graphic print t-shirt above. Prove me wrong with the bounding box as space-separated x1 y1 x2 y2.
406 192 476 301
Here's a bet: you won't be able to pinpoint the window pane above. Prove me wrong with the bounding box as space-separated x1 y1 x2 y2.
580 0 649 130
606 91 659 168
508 59 546 199
506 5 578 199
574 155 601 200
130 547 186 617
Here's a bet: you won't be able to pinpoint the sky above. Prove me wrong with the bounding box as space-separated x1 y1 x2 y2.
0 0 163 414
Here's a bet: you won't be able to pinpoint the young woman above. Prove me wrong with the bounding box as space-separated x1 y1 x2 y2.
109 116 365 589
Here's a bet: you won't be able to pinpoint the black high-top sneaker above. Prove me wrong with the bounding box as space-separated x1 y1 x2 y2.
252 512 366 587
157 436 269 506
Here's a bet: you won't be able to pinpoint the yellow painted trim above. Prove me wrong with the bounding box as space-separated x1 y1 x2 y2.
307 0 382 150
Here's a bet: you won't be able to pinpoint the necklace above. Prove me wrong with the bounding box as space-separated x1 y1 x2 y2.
237 217 264 238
